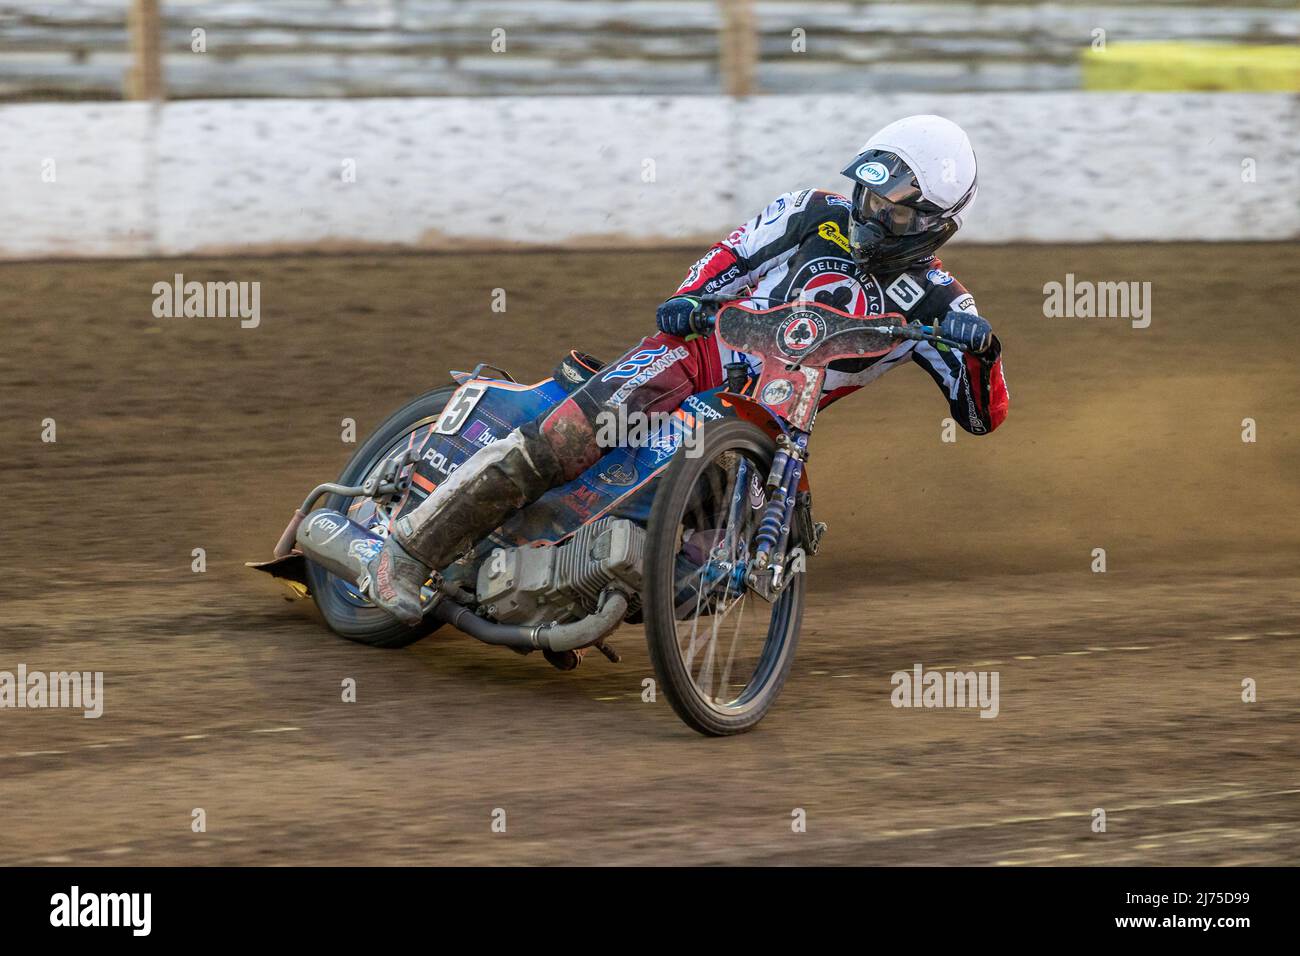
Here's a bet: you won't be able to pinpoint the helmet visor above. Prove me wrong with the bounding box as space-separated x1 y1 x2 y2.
852 186 947 237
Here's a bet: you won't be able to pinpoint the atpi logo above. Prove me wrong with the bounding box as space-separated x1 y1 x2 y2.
760 378 794 405
306 511 346 542
856 161 889 185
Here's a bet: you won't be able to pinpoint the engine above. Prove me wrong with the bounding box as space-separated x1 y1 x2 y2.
475 518 646 626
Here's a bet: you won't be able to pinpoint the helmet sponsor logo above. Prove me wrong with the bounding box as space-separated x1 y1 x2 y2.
856 161 890 185
778 310 827 355
760 378 794 406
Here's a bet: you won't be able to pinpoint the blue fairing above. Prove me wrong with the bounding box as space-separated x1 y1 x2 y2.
395 377 736 547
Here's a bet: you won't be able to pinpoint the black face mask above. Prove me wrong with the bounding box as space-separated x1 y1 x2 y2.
848 210 957 275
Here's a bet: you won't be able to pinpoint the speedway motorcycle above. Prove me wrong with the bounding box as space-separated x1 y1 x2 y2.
250 296 965 735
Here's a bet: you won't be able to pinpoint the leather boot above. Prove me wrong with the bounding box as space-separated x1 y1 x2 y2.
366 428 562 624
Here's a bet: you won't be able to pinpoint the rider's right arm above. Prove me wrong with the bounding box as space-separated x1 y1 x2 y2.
674 188 829 298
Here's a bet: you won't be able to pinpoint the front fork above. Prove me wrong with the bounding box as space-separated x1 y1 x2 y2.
749 431 824 598
695 430 826 605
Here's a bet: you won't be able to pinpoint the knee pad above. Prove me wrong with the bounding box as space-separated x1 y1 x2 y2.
533 397 601 483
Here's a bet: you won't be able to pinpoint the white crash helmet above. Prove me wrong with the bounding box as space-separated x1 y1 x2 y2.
839 115 978 272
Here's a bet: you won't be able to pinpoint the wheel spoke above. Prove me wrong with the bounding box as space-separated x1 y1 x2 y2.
667 440 794 716
715 592 748 703
696 570 737 698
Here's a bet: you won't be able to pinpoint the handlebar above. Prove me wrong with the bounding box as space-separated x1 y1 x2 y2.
864 322 965 350
690 294 965 350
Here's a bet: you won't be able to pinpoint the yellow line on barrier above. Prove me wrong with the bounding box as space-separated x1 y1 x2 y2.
1082 42 1300 92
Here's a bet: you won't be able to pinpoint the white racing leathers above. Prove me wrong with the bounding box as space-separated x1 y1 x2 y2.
677 188 1009 434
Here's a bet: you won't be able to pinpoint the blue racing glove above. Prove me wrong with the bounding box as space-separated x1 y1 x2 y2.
939 311 993 355
655 295 705 338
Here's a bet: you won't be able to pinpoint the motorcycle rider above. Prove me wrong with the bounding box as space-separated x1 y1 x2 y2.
366 114 1009 625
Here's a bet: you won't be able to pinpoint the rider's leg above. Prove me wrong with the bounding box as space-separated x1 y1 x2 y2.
367 333 724 624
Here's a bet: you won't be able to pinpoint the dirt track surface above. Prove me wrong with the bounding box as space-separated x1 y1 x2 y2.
1 243 1298 865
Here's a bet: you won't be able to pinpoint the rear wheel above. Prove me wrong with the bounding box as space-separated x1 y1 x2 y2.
643 419 807 736
305 385 457 648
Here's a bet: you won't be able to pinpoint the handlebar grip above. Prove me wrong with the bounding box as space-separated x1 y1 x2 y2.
690 309 717 335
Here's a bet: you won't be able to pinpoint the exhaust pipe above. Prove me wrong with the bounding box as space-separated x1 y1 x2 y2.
294 509 383 584
432 588 629 653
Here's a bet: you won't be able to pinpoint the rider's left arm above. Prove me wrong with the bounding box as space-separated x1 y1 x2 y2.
910 285 1009 437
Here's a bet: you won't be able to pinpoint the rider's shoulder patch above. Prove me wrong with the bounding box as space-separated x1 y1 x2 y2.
925 266 955 287
822 191 854 212
884 272 926 313
949 292 978 315
758 194 794 226
927 274 978 318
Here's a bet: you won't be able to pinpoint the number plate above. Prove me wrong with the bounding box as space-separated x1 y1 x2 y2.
434 383 488 435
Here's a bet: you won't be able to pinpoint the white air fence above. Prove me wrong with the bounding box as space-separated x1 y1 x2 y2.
1 92 1296 259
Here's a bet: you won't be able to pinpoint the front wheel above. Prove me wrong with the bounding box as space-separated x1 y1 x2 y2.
643 419 807 736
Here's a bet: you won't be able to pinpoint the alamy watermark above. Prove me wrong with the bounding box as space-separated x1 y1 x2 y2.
594 405 706 459
1043 273 1151 328
891 662 999 718
151 273 260 328
0 665 103 718
50 886 150 936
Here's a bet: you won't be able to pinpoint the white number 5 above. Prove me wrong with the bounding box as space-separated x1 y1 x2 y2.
435 383 487 435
